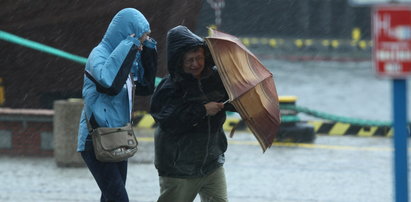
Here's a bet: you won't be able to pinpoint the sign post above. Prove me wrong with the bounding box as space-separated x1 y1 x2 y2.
373 5 410 202
392 79 408 202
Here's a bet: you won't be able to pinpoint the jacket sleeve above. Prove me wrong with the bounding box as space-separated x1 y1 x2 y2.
86 36 140 96
134 45 158 96
150 79 207 135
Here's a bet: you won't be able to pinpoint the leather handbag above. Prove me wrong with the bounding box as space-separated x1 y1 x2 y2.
89 123 138 162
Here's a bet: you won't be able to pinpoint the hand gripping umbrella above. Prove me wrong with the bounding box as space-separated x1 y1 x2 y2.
205 29 281 152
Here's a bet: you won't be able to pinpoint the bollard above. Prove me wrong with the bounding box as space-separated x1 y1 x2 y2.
279 95 298 117
277 96 316 143
53 99 85 167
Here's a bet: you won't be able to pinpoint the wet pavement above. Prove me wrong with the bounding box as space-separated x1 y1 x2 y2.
0 129 402 202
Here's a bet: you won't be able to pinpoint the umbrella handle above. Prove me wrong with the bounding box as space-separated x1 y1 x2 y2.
222 99 230 104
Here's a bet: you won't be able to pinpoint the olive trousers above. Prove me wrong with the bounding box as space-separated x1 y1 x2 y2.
157 166 228 202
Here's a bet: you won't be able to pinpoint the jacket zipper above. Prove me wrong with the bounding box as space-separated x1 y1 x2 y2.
198 79 211 176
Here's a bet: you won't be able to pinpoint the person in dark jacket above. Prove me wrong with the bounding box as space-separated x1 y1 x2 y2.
150 25 235 202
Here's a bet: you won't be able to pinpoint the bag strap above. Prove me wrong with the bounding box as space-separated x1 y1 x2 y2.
130 73 136 124
84 111 94 133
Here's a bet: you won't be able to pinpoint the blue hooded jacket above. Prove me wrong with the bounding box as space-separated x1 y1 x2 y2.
77 8 156 151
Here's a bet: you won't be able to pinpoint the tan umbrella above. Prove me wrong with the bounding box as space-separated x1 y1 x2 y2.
205 29 281 152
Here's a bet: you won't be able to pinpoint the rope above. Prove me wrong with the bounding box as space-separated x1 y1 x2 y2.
281 104 392 127
0 30 88 64
281 115 301 123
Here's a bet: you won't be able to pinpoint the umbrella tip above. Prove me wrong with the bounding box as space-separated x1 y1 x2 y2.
207 25 217 36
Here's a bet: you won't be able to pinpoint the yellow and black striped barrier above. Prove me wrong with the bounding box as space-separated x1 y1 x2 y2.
132 111 247 131
132 114 396 138
132 113 394 137
132 95 398 138
307 121 393 137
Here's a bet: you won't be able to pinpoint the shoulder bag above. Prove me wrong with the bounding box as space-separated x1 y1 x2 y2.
87 120 138 162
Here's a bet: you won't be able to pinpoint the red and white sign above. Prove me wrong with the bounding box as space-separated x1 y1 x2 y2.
373 5 411 77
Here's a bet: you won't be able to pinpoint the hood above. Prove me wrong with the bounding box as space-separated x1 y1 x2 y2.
166 25 214 81
101 8 150 51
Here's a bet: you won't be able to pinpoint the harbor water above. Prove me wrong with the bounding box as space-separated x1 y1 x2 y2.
264 58 411 122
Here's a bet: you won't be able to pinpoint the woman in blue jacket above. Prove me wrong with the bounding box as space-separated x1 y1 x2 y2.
77 8 157 201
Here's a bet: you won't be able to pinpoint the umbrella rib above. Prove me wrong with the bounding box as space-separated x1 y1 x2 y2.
234 100 270 151
226 76 274 103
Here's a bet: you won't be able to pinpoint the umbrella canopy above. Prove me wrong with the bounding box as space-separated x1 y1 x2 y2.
205 29 281 152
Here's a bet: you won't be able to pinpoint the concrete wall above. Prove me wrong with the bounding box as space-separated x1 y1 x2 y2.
0 100 84 167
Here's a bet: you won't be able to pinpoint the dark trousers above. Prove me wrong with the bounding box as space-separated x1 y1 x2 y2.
81 138 129 202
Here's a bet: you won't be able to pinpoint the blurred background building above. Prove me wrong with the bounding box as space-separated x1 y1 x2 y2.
197 0 371 39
